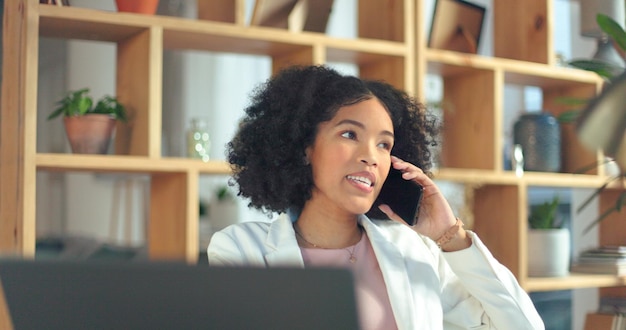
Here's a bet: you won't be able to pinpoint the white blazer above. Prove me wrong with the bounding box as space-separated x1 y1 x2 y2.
208 215 544 330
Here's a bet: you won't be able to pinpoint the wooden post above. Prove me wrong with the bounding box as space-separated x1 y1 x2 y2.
0 0 38 257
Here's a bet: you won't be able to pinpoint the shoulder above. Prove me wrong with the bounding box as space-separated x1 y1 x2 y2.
207 215 300 267
218 221 272 236
208 214 294 251
207 221 273 266
210 220 273 247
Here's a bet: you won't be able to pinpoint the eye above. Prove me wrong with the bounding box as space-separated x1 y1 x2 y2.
340 131 357 140
378 141 393 151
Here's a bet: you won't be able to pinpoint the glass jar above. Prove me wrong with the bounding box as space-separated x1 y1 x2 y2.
186 118 211 162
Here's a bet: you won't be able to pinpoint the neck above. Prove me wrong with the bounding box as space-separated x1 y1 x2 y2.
294 206 362 249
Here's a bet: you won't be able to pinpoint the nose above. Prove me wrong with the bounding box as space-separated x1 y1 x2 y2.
359 144 378 167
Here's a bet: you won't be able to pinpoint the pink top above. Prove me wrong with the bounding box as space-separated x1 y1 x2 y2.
299 233 398 330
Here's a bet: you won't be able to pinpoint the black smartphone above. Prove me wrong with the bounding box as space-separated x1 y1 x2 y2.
366 168 424 225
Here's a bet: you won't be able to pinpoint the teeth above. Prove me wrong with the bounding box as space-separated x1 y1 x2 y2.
347 175 372 187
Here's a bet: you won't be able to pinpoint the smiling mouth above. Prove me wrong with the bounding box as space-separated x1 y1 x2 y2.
346 175 373 187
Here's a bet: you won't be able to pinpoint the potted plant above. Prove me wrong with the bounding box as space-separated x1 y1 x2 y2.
557 14 626 232
527 196 571 277
48 88 127 154
559 13 625 127
568 14 625 82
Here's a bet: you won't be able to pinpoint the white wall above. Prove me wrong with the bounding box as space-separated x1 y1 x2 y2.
36 38 67 236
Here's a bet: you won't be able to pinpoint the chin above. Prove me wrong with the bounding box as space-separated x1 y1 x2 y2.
344 198 376 217
352 204 375 216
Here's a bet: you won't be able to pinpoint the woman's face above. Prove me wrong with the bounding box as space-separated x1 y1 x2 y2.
305 97 394 216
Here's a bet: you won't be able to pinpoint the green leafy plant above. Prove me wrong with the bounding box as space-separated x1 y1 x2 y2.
559 14 626 233
529 196 563 229
199 199 208 217
47 88 127 121
215 185 235 202
558 14 626 124
569 14 626 80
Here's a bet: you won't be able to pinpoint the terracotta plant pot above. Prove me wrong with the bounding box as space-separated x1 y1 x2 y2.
63 114 117 154
115 0 159 15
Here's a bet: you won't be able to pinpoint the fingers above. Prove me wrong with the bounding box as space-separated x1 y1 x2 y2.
391 155 422 173
391 156 429 183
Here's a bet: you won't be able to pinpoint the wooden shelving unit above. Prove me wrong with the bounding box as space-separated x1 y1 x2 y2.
1 0 413 263
1 0 624 297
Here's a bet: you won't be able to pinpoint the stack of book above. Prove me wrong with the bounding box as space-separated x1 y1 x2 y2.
585 312 626 330
584 298 626 329
599 297 626 315
571 246 626 276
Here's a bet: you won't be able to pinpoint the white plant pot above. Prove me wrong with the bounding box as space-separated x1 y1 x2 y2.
527 228 570 277
209 199 240 231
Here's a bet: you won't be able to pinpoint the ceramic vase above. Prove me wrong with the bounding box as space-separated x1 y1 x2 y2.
528 228 570 277
513 112 561 172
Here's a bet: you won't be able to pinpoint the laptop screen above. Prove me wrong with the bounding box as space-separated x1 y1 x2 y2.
0 260 359 330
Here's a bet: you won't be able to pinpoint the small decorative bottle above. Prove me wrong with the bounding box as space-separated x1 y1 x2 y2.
186 118 211 162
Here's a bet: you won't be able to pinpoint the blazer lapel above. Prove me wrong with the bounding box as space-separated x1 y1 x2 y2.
359 216 417 329
263 215 305 268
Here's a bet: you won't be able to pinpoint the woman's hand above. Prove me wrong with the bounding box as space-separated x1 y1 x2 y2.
378 156 470 250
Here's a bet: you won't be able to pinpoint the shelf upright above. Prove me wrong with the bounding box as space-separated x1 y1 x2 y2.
0 0 40 258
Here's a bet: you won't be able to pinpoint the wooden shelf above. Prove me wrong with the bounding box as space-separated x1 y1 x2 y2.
38 4 413 90
36 154 232 175
426 48 602 87
39 5 150 42
526 273 626 292
40 4 407 58
36 155 609 187
434 168 607 188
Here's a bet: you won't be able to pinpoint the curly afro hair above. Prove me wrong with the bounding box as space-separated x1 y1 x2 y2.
227 65 439 215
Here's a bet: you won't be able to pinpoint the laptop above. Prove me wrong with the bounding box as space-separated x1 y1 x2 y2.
0 260 359 329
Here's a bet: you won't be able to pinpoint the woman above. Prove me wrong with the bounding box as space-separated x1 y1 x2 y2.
208 65 544 329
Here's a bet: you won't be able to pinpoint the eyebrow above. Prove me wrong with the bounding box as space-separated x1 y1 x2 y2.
336 119 395 138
